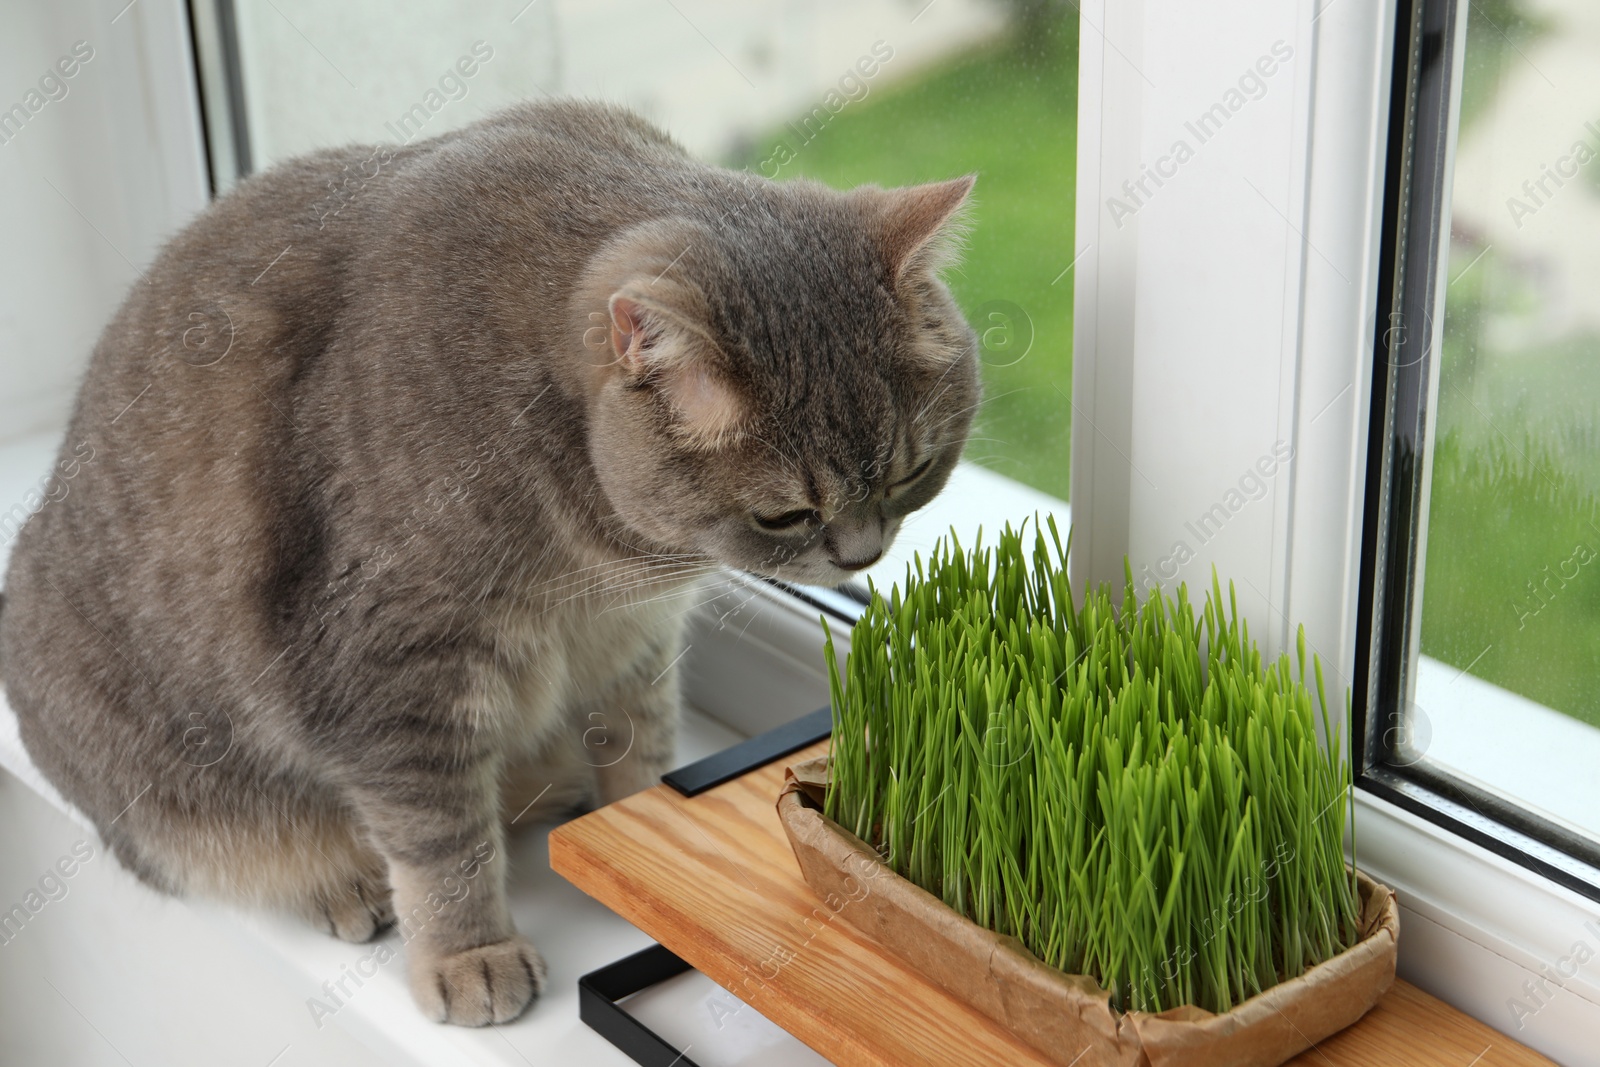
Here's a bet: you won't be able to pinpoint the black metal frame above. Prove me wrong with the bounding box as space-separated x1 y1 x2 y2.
578 945 704 1067
663 705 832 797
657 576 860 797
766 576 872 625
582 707 838 1063
1353 0 1600 901
182 0 220 197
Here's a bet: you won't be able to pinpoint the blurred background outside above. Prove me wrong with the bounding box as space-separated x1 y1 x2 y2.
1415 0 1600 839
216 0 1081 502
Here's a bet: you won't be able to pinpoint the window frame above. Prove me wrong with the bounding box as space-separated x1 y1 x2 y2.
187 0 253 190
1352 0 1600 901
1066 0 1600 1058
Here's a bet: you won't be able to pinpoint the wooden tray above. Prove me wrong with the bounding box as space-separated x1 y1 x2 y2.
548 741 1553 1067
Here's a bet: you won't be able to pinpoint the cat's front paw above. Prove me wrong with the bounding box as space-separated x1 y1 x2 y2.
311 875 395 943
411 936 547 1026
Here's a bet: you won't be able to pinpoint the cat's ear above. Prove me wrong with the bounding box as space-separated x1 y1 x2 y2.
862 175 976 281
608 294 652 369
609 294 744 443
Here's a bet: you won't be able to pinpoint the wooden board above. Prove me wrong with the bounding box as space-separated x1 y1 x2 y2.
549 741 1553 1067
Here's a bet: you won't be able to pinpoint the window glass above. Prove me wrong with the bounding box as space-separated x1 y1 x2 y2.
214 0 1076 556
1414 0 1600 843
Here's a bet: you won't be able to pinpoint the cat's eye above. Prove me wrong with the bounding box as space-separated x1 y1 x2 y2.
895 457 934 485
752 508 820 532
889 457 935 494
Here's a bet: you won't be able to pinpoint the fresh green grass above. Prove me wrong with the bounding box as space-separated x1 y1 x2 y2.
732 19 1079 498
824 519 1360 1015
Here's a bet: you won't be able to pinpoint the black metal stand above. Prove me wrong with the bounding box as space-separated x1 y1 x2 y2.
578 944 703 1067
577 708 834 1064
661 706 831 797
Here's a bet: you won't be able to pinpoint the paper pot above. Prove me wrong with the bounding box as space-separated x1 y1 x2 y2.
777 757 1399 1067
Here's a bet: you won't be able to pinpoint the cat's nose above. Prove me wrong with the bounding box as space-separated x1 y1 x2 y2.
826 519 884 572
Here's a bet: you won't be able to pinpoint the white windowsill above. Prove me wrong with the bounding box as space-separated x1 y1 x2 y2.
0 677 840 1066
1416 653 1600 845
1352 785 1600 1060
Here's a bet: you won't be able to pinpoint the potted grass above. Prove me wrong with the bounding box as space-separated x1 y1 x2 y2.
777 518 1398 1067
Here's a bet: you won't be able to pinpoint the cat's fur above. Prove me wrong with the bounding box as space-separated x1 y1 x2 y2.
0 101 979 1025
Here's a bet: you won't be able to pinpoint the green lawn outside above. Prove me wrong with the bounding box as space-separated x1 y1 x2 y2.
1421 431 1600 729
732 16 1080 499
1420 239 1600 729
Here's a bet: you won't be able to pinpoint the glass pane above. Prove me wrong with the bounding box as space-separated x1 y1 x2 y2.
212 1 1077 589
1415 0 1600 843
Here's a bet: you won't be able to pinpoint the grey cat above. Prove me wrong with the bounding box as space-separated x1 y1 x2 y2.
0 101 979 1026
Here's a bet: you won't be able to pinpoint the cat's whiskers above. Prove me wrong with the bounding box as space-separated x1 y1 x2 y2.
467 541 524 612
585 563 715 612
541 557 710 612
913 379 960 428
530 548 704 595
601 575 760 628
594 569 725 617
910 349 972 426
548 551 704 589
688 585 763 628
917 387 1025 437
